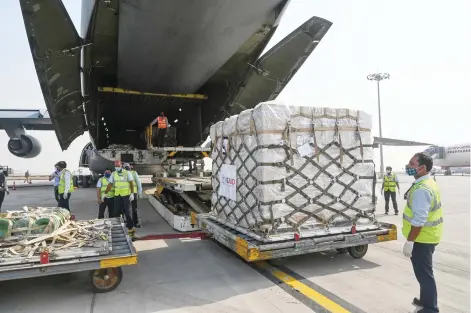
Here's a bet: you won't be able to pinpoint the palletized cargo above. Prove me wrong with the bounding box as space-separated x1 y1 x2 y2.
210 102 379 242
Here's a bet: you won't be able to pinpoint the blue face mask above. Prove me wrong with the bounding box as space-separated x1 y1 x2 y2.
115 167 122 172
104 173 111 178
406 167 417 176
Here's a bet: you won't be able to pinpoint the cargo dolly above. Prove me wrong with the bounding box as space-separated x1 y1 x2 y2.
194 213 397 262
147 175 398 262
0 218 137 293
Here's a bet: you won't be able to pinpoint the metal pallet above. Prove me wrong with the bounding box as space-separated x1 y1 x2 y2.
197 214 397 262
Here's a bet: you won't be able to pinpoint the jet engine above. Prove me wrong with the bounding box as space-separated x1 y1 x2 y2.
7 134 42 158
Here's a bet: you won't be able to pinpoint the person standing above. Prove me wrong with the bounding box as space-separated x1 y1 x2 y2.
124 163 143 228
151 112 169 147
104 160 135 233
381 166 400 215
49 166 61 204
96 168 114 219
24 170 31 184
402 152 442 313
0 168 9 210
55 161 74 211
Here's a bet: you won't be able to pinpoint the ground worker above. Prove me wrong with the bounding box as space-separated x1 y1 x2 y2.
105 160 135 232
0 168 10 210
151 111 168 147
96 168 115 219
55 161 74 211
381 166 400 215
402 152 442 313
48 166 61 204
124 163 143 228
24 170 31 184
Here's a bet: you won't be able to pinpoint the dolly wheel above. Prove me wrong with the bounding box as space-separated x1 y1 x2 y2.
347 245 368 259
90 267 123 293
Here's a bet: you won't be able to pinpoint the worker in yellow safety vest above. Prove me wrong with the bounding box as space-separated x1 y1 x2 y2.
381 166 400 215
151 111 169 147
55 161 74 211
104 160 135 232
124 163 143 228
96 168 114 219
402 152 442 313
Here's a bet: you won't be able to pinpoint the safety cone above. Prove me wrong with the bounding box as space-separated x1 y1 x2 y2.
12 181 16 191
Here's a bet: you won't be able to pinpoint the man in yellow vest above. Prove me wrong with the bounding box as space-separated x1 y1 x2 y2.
104 160 135 231
151 111 168 147
381 166 400 215
96 168 114 219
124 163 143 228
402 152 442 313
55 161 74 211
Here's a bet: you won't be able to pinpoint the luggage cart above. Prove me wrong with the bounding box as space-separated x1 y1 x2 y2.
196 213 397 262
0 218 137 293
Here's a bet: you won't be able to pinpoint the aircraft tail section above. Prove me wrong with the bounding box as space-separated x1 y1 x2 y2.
19 0 87 150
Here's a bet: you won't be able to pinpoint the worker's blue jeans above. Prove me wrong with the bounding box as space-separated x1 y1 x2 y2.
411 242 439 313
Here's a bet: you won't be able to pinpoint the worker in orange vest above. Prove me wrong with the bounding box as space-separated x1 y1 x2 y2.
151 112 169 147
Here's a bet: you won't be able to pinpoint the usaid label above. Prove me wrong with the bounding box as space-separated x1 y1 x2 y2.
219 164 237 201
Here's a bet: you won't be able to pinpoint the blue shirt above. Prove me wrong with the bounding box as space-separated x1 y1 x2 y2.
410 174 432 227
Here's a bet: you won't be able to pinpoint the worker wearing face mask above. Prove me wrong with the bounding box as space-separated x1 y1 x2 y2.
123 163 143 228
402 152 442 313
55 161 74 211
104 160 135 233
96 168 114 219
381 166 400 215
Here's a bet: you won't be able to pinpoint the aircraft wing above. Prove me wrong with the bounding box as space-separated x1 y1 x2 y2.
228 16 333 114
373 137 433 148
0 109 53 131
19 0 87 150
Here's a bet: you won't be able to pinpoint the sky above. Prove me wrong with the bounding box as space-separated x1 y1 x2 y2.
0 0 470 175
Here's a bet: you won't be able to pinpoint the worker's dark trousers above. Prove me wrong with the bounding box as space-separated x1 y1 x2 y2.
54 186 59 203
384 191 398 213
156 128 167 147
131 193 139 226
58 193 71 211
113 195 133 229
411 242 439 313
0 190 5 210
98 197 114 219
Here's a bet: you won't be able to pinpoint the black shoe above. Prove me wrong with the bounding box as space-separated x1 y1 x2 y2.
413 297 423 307
385 212 389 215
395 212 399 215
135 223 142 228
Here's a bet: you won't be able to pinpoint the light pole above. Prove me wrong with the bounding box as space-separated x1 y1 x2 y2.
367 72 390 178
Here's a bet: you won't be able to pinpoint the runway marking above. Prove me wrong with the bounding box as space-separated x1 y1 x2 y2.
254 261 366 313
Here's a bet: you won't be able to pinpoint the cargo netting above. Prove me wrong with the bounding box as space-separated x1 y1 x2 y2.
210 102 378 240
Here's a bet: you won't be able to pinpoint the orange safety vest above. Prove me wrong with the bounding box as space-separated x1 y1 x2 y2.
157 116 167 129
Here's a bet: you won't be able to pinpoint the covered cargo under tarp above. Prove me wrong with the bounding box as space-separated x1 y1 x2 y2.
209 102 378 242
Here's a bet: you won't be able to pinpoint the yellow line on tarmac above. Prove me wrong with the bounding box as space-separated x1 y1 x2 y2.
256 261 350 313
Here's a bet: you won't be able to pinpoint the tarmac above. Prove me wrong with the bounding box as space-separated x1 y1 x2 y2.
0 174 469 313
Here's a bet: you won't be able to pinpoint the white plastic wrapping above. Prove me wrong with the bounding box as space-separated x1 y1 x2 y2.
210 102 377 240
